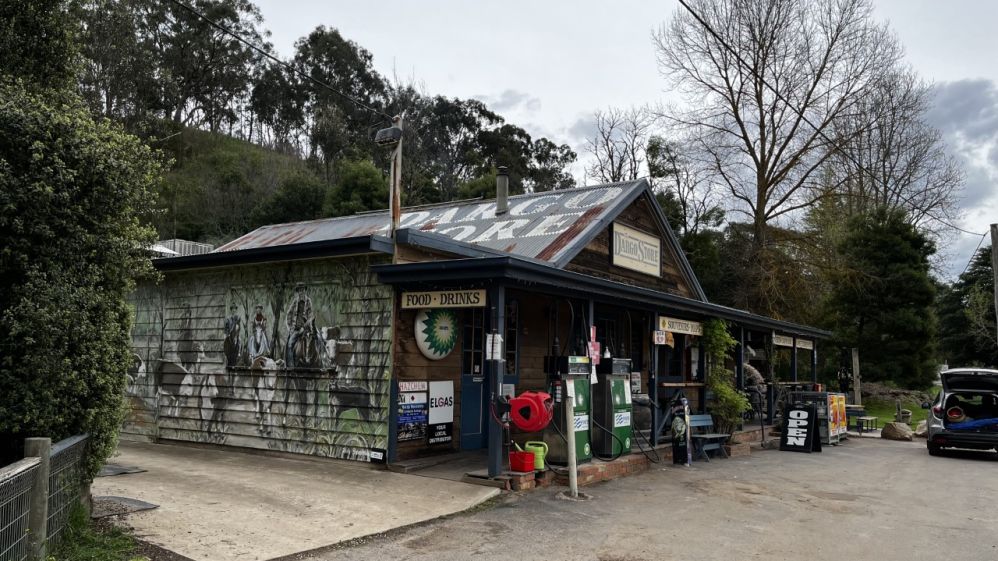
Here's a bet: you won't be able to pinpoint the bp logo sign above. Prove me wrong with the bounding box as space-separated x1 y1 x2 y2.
415 309 458 360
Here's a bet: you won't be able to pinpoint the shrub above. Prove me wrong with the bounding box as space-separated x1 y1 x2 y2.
0 79 160 478
702 319 750 433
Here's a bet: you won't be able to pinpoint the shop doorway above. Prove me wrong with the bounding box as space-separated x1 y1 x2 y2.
460 308 487 449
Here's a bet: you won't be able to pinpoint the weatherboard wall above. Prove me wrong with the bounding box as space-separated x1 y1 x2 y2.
122 255 392 462
566 195 695 298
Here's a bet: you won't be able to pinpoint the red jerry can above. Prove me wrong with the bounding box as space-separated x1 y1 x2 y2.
509 391 553 432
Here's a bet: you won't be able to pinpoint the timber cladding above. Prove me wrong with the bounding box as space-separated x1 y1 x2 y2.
123 255 392 462
393 307 463 459
565 196 693 298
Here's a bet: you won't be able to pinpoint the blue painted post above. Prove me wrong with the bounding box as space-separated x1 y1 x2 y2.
736 327 745 390
486 285 506 478
649 314 659 445
811 341 818 384
791 337 798 382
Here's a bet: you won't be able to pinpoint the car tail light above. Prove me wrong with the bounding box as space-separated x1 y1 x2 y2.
931 405 943 418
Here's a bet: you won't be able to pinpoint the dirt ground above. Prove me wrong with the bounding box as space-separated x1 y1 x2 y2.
300 437 998 561
92 442 498 561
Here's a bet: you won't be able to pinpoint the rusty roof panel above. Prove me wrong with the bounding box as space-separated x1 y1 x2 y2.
215 180 647 263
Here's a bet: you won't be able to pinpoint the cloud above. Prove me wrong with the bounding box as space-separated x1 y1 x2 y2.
927 79 998 280
565 114 597 146
474 89 542 113
927 79 998 142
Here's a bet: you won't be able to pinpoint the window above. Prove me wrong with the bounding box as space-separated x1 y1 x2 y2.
505 301 518 378
462 308 484 378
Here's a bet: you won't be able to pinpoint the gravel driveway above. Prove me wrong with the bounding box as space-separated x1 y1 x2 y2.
305 437 998 561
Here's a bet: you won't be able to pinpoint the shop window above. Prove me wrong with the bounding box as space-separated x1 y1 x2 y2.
505 301 518 378
462 304 519 380
463 309 484 378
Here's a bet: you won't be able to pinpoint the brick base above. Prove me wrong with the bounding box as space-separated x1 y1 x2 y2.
724 442 751 458
551 453 652 487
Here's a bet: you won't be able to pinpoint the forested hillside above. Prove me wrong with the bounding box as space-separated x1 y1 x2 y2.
78 0 577 244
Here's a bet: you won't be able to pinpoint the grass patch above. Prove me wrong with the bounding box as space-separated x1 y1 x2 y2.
49 505 141 561
862 397 931 429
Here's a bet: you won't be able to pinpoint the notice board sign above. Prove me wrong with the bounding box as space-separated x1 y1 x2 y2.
397 381 428 442
428 381 454 445
780 403 822 453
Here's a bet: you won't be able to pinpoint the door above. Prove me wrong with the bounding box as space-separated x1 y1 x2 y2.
460 309 487 449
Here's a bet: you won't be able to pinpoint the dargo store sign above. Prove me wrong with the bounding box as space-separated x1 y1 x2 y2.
402 289 486 309
611 223 661 277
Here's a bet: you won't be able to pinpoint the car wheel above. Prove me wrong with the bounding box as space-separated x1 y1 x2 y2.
927 442 942 456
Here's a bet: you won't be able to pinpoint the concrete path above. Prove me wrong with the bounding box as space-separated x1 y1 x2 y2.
93 442 498 561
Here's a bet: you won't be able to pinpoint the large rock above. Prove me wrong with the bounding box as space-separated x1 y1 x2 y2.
913 420 928 438
881 421 914 441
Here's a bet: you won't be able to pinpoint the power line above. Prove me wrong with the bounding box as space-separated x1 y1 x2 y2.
675 0 981 238
959 232 988 279
163 0 393 122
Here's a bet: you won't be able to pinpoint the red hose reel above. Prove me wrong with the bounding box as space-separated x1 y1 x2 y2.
508 391 554 432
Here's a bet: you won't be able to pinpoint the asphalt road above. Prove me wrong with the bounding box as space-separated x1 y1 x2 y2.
304 437 998 561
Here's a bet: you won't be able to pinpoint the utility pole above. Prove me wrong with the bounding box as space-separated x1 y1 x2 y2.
375 114 404 256
991 224 998 344
388 115 403 239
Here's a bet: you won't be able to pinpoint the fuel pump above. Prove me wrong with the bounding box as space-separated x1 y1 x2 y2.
594 357 633 457
542 355 592 464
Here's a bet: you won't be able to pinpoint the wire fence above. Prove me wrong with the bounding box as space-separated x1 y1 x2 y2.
0 434 89 561
46 435 88 544
0 459 39 561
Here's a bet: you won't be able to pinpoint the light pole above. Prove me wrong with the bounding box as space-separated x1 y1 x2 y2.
375 115 404 246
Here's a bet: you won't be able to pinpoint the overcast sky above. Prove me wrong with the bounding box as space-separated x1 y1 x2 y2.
254 0 998 280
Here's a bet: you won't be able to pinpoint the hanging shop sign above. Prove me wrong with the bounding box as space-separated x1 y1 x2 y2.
779 403 822 453
402 289 486 309
428 381 455 445
611 223 661 277
415 309 459 360
397 381 429 442
658 316 703 336
772 334 795 347
773 334 812 349
652 330 675 347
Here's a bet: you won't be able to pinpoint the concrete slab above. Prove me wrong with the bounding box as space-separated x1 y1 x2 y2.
92 442 499 561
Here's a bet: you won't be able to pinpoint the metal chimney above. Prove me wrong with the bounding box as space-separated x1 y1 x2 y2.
496 166 509 215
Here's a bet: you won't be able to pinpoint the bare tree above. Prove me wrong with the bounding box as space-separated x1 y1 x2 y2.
584 107 653 184
966 285 998 350
647 136 723 237
827 68 962 228
654 0 902 248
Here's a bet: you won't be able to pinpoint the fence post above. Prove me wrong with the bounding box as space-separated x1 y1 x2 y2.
25 437 51 560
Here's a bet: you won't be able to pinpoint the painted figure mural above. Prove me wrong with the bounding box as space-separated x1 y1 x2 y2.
248 305 270 359
223 305 241 367
124 257 392 462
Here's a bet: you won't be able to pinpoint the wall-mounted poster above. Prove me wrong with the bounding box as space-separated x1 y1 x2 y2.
428 381 454 445
398 381 429 442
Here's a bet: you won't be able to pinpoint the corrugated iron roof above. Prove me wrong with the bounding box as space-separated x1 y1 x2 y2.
216 180 647 264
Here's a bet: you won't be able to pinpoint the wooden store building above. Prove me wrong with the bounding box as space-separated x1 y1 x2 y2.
123 176 829 477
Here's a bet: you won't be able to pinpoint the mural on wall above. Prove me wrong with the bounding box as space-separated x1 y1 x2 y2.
123 257 393 461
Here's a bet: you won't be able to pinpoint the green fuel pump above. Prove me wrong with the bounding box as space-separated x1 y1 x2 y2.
594 358 633 457
543 356 592 464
